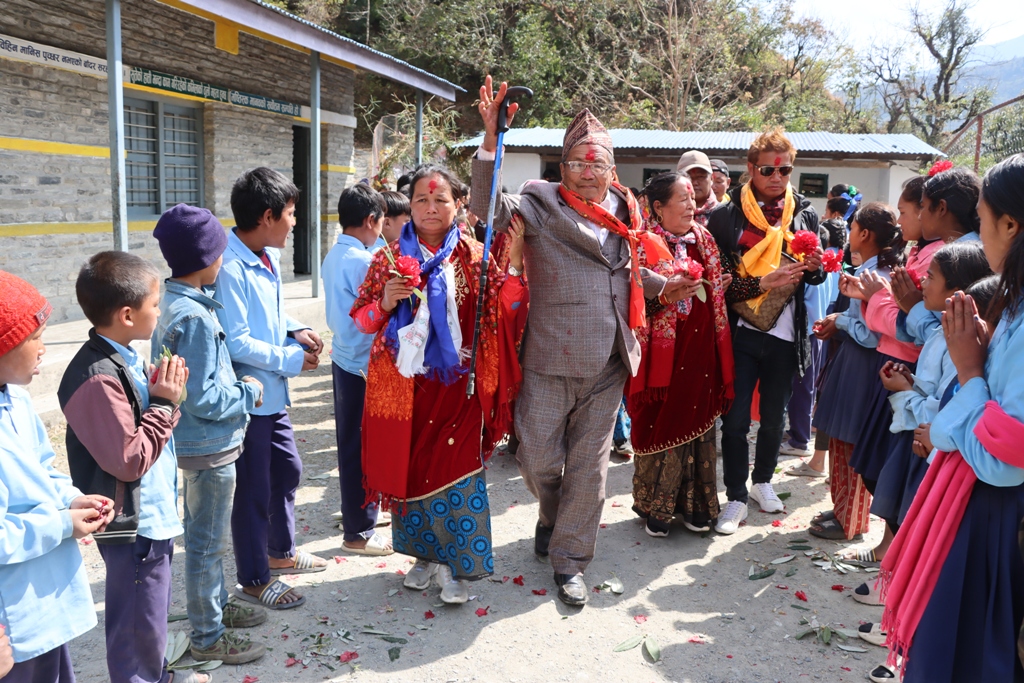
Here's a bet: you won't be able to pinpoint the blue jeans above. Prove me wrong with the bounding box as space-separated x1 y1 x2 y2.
613 397 631 443
183 464 236 649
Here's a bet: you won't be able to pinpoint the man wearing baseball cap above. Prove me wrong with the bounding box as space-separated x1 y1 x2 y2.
676 149 718 227
710 160 731 202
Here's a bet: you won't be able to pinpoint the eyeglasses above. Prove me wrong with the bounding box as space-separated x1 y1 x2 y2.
755 165 794 177
563 161 612 175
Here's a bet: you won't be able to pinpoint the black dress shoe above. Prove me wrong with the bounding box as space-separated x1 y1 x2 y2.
554 573 588 606
535 521 553 559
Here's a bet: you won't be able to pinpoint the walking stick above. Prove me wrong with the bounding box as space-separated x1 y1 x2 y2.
466 84 533 397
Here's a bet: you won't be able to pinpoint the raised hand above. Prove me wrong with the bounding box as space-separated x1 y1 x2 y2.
478 75 520 153
149 355 187 404
942 291 989 385
891 267 923 313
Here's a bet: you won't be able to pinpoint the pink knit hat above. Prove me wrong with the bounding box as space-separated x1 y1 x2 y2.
0 271 51 356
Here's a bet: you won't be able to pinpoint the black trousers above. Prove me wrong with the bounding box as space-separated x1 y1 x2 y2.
721 326 799 502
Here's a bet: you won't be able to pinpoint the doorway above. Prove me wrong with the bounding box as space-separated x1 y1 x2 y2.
292 125 311 275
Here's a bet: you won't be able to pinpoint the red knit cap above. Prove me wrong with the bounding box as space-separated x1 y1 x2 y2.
0 271 52 356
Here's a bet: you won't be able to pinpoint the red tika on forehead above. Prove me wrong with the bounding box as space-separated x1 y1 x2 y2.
773 156 781 166
428 179 437 193
585 149 596 161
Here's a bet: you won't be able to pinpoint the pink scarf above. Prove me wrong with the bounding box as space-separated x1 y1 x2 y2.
879 400 1024 673
693 192 719 228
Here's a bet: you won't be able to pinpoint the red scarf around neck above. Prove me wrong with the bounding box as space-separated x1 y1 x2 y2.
558 182 671 330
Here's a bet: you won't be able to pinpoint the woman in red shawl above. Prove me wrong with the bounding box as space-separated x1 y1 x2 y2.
628 172 735 537
351 165 524 603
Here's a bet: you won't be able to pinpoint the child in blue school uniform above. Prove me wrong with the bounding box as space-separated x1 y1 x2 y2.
878 153 1024 682
0 271 111 683
151 204 267 665
215 167 327 612
322 183 393 557
57 252 188 683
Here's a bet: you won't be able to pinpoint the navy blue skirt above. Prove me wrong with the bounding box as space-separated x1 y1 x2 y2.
869 430 926 526
813 341 886 445
904 481 1024 682
849 354 914 483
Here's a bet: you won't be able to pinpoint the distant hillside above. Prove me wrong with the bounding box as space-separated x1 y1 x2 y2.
971 35 1024 102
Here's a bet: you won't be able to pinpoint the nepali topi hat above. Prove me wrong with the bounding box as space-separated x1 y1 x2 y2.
562 109 613 161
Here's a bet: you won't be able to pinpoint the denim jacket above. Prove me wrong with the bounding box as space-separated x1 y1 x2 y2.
214 230 308 415
154 280 260 457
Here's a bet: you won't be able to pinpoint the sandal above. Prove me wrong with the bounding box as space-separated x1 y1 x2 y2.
341 531 394 556
191 632 265 665
787 461 827 478
169 670 212 683
269 550 327 575
853 581 884 606
809 518 851 540
221 601 267 628
869 664 897 682
811 509 835 525
840 548 882 568
233 579 306 610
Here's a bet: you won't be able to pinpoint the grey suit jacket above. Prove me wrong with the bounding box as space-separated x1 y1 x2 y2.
471 158 666 378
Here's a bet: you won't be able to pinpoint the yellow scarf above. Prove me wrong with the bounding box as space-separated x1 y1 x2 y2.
738 183 796 312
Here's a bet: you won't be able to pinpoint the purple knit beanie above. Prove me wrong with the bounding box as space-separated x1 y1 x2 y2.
153 204 229 278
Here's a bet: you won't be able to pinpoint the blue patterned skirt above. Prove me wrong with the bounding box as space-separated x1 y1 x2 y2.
391 472 494 581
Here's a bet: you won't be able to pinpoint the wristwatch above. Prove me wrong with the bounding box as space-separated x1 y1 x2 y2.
508 264 523 277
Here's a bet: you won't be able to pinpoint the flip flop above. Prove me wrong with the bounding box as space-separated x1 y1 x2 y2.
341 531 394 556
333 511 392 527
233 580 305 611
809 518 851 540
269 550 327 575
170 670 213 683
853 581 884 606
786 462 827 478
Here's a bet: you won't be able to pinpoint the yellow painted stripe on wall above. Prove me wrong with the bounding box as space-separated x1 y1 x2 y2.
321 213 340 223
0 216 237 237
0 136 109 158
320 164 356 173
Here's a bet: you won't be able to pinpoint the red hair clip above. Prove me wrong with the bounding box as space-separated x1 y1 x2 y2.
928 160 954 177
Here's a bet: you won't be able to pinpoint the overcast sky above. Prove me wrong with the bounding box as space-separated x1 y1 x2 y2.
788 0 1024 48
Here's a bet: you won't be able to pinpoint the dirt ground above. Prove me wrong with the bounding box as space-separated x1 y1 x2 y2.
53 338 889 683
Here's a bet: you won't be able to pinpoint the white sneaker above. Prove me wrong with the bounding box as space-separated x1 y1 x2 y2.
403 559 437 590
749 482 785 513
714 500 748 534
779 443 812 457
437 564 469 604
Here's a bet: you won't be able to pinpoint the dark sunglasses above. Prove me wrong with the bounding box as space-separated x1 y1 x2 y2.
755 165 794 177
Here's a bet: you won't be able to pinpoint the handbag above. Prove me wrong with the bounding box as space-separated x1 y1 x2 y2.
730 279 798 332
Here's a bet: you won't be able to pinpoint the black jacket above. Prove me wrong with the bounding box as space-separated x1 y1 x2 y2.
57 330 178 545
707 185 824 375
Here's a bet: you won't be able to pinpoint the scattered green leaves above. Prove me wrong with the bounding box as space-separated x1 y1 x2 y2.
596 574 625 594
748 565 777 580
614 635 645 652
643 636 661 662
777 491 792 501
388 647 401 662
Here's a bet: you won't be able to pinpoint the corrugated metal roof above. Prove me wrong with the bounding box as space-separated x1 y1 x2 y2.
458 128 943 157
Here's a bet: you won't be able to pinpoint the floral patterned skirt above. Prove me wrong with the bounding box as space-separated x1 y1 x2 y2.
631 428 720 528
391 472 494 581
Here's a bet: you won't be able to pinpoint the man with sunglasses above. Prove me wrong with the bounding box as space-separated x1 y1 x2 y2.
707 127 825 536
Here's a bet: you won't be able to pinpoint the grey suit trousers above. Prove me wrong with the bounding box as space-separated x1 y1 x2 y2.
514 356 630 575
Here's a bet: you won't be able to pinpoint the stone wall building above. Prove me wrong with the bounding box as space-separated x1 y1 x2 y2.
0 0 457 321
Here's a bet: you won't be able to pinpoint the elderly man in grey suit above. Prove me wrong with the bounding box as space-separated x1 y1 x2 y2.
472 78 698 606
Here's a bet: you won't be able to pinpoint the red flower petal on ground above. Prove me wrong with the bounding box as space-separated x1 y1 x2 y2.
285 657 299 667
242 677 259 683
831 584 846 592
375 562 387 568
302 525 309 532
771 520 783 527
476 606 490 617
512 575 525 586
688 636 707 644
334 556 347 563
611 501 623 507
634 615 647 624
339 651 359 663
726 654 733 659
593 586 601 593
80 538 93 545
776 585 789 590
395 569 406 576
842 667 852 672
795 591 808 602
502 576 510 582
600 524 608 529
791 230 821 257
424 610 435 619
532 588 548 595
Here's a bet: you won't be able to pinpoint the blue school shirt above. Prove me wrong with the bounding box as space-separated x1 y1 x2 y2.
833 256 886 348
804 247 841 334
214 230 309 415
0 384 97 662
323 233 377 376
888 320 956 433
931 311 1024 487
97 336 183 541
896 233 982 345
